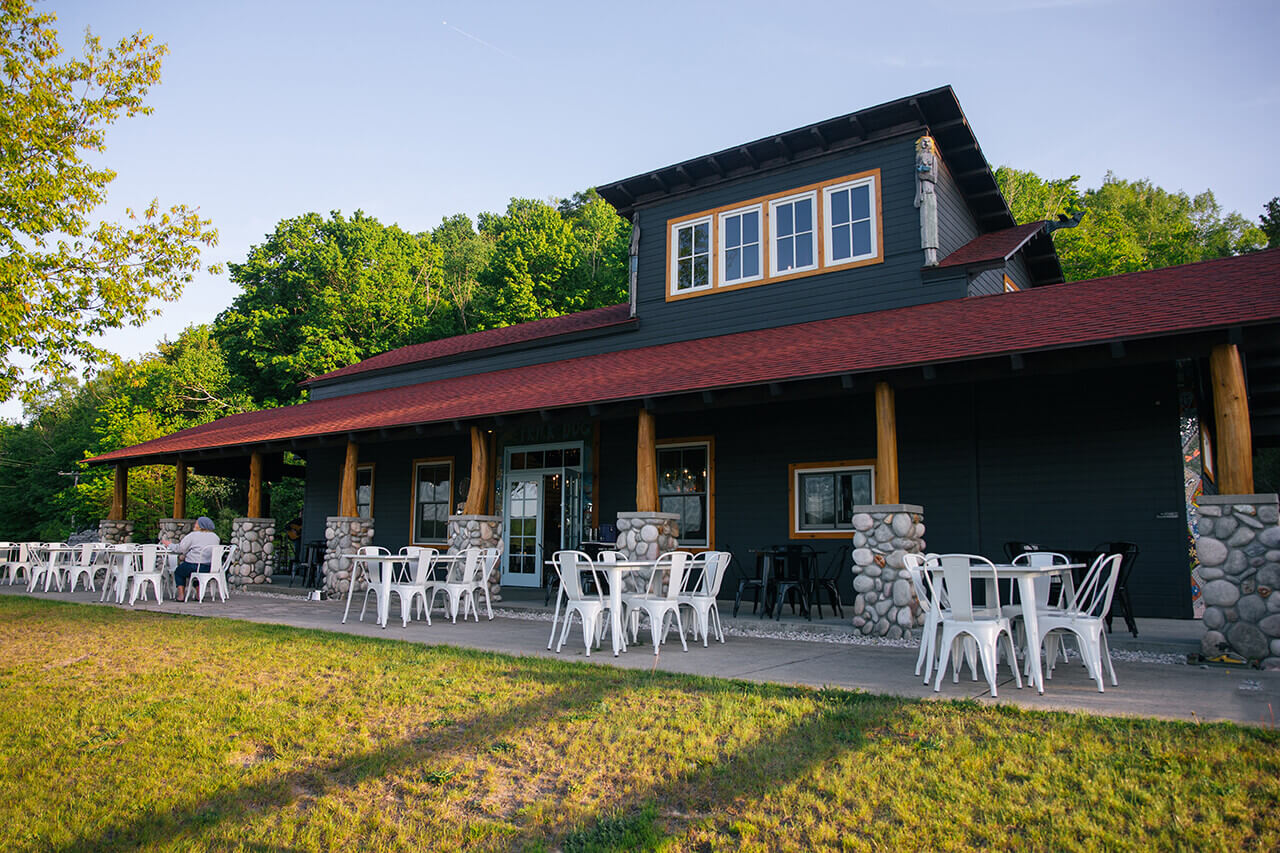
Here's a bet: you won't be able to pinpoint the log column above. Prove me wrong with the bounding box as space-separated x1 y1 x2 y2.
874 381 900 504
464 426 491 514
248 452 264 518
1210 343 1254 495
173 459 187 520
636 408 658 512
339 440 359 517
110 464 128 520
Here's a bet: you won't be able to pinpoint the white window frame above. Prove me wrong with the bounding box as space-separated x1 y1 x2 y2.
822 176 878 268
791 463 875 536
669 216 714 296
717 204 763 287
768 190 819 277
410 458 454 544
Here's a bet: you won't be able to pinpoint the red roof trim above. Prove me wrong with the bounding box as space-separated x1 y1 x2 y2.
303 302 634 385
88 250 1280 465
936 221 1046 269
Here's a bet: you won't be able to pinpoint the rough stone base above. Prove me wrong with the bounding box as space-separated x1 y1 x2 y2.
158 518 195 544
448 514 503 601
230 518 275 586
1194 494 1280 669
98 519 135 545
849 504 927 641
614 511 679 592
322 516 374 598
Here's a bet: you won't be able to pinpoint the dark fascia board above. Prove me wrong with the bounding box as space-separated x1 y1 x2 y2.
304 316 640 393
596 85 1017 234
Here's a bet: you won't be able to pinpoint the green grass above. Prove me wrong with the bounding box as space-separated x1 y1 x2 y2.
1 597 1278 852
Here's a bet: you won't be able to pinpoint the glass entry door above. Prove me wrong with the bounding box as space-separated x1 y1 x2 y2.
503 478 542 588
562 468 583 552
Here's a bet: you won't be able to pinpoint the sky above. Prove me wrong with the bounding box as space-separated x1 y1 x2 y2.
17 0 1280 417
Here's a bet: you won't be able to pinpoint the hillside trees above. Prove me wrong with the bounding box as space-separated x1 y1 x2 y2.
0 0 219 401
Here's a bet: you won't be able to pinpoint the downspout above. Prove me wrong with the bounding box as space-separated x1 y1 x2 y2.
629 212 641 318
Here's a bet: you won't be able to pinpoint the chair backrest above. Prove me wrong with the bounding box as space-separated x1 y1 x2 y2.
1093 541 1138 588
76 543 97 566
553 550 600 602
399 546 437 583
938 553 997 621
214 544 238 573
1003 541 1042 561
1012 550 1068 605
821 545 850 581
706 551 732 598
1069 552 1123 618
358 545 390 556
596 550 619 565
480 547 501 583
455 548 483 584
136 544 160 573
651 551 691 600
902 552 936 611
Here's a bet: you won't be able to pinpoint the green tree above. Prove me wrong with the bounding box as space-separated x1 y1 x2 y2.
1260 197 1280 248
558 188 631 306
473 198 580 327
429 213 493 335
0 0 219 402
993 166 1082 226
214 211 442 405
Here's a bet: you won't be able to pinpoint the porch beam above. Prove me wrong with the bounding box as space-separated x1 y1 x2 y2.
464 426 491 514
1210 343 1254 494
339 440 359 516
248 451 264 517
173 459 187 519
110 464 128 521
636 408 659 512
874 382 900 503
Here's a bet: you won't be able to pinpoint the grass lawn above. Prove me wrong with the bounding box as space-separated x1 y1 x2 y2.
1 597 1278 852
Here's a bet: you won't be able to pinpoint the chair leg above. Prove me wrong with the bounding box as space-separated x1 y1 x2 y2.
547 588 564 650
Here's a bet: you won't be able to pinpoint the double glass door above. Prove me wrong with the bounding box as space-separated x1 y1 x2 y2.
502 448 584 588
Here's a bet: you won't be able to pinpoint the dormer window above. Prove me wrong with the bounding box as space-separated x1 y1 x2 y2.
665 169 882 301
769 192 818 276
719 205 762 286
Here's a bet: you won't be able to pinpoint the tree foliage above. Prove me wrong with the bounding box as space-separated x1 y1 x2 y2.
0 0 219 401
994 167 1267 281
1260 197 1280 249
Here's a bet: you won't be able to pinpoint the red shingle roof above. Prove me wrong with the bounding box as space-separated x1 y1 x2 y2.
303 302 634 384
88 249 1280 465
936 221 1046 269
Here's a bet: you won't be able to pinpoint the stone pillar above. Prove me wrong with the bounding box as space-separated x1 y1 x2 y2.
322 516 374 598
98 519 135 544
1194 494 1280 668
849 504 927 640
158 518 195 543
614 511 679 592
230 517 276 586
447 513 503 601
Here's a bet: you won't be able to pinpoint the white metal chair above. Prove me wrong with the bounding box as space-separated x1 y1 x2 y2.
100 545 137 603
185 544 236 602
932 554 1023 698
678 551 730 646
552 550 610 657
1038 552 1124 692
1006 550 1071 654
471 545 502 620
624 550 693 655
128 544 165 605
27 543 66 592
2 542 32 587
426 547 482 623
344 545 392 626
66 542 106 592
390 547 437 627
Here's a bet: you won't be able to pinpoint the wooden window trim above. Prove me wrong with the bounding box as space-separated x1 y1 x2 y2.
1003 274 1020 292
788 459 875 540
409 456 454 545
356 462 375 519
664 169 883 303
656 436 715 550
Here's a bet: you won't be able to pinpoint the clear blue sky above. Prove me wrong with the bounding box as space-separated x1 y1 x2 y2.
35 0 1280 405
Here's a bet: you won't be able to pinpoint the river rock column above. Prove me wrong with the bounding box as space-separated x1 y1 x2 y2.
97 519 135 544
230 518 275 586
1194 494 1280 668
614 511 679 592
158 518 195 543
849 504 927 640
322 516 375 598
447 513 504 601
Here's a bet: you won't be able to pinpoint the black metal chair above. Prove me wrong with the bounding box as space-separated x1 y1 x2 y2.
1003 541 1042 561
732 545 771 617
771 544 814 620
1094 541 1139 637
811 544 848 619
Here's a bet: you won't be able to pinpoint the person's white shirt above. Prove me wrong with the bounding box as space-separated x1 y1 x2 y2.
175 530 220 565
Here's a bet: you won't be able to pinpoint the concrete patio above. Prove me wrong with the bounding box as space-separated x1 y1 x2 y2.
6 583 1278 728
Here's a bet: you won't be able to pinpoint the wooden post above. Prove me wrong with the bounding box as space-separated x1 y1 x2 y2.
875 381 900 504
248 451 264 518
485 430 497 515
464 426 490 514
110 464 128 521
340 440 359 516
636 408 658 512
1210 343 1254 494
173 460 187 519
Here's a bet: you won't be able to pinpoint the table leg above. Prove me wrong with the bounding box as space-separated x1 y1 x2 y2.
1017 575 1044 694
379 566 392 628
341 561 360 624
609 566 624 656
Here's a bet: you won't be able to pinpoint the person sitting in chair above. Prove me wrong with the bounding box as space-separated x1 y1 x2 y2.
172 516 220 601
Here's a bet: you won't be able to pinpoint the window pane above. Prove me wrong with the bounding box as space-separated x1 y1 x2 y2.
778 236 794 270
678 226 692 258
693 255 709 289
678 259 692 290
796 235 813 269
802 474 835 527
850 471 872 505
777 203 793 237
693 222 708 254
526 450 544 469
743 246 760 278
832 224 851 260
510 451 526 470
851 184 870 221
830 189 849 225
545 448 562 467
852 220 872 257
725 247 741 281
564 447 581 466
725 215 741 248
795 198 812 233
743 210 759 241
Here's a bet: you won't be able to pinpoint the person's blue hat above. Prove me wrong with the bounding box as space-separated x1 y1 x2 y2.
197 516 215 531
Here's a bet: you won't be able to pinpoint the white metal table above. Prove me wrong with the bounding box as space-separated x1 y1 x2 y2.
341 553 415 628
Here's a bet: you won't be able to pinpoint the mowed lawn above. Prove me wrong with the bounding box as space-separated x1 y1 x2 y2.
1 598 1277 852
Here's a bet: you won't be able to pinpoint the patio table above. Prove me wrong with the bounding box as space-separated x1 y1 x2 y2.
927 561 1083 694
340 552 416 628
30 544 79 592
545 557 656 656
